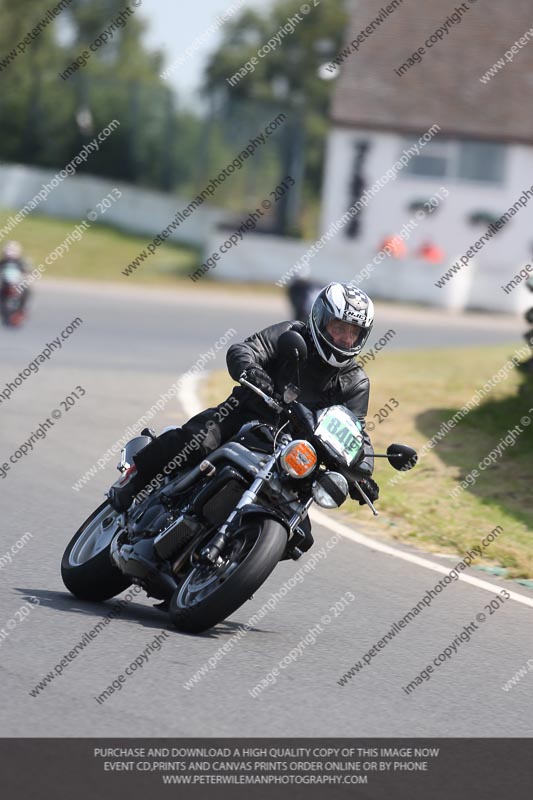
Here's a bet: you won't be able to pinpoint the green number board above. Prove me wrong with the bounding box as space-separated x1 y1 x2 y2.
315 407 363 464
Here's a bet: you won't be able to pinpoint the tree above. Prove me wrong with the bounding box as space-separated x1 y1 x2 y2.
0 0 201 190
204 0 347 203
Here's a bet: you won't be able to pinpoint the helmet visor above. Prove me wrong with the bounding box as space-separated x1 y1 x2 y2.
313 301 364 356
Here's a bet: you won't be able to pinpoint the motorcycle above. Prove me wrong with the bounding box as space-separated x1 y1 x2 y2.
61 331 417 634
1 263 28 327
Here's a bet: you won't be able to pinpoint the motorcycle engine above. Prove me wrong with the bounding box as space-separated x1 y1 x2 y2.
128 498 174 539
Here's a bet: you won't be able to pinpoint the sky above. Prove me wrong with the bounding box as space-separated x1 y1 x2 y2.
138 0 275 107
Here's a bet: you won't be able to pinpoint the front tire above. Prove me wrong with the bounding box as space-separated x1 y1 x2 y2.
61 501 131 601
169 517 287 634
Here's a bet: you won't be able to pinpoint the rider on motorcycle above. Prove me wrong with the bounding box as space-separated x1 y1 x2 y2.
108 282 380 514
0 241 29 322
0 241 28 275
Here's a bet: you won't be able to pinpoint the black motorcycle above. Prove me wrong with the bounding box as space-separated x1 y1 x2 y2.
61 331 417 633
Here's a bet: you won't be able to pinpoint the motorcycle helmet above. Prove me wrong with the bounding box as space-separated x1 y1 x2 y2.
309 282 374 367
2 241 22 260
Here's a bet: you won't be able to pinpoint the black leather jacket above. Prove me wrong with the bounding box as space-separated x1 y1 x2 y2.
226 320 374 477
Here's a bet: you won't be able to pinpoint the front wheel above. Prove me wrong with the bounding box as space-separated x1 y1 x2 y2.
169 516 287 633
0 300 11 326
61 501 131 601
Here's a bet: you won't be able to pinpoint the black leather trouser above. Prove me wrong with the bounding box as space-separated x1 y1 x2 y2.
133 386 268 486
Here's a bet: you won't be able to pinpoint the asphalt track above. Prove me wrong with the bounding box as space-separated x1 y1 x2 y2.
0 280 531 736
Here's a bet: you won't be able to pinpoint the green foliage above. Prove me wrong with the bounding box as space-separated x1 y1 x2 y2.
204 0 347 202
204 0 346 106
0 0 201 191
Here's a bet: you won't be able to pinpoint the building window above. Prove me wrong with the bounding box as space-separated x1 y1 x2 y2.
403 137 506 184
404 139 452 178
457 141 505 183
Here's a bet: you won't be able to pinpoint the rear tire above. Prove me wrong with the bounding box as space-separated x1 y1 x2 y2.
169 517 287 634
61 501 131 601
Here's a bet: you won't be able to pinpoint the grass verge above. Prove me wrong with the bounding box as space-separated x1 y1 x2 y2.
0 209 198 285
0 209 291 296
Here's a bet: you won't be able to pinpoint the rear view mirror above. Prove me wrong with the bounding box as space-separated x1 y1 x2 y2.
387 444 418 471
277 330 308 363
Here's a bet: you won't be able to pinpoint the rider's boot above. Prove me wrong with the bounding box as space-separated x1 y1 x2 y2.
107 465 144 512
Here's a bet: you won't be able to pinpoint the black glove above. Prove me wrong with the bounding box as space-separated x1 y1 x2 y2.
242 367 274 397
350 476 379 505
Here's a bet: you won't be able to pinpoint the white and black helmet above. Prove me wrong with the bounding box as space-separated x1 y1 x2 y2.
309 282 374 367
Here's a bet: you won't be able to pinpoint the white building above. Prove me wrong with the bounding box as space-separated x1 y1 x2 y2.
320 0 533 313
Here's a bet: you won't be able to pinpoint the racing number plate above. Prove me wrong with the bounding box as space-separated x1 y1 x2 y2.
314 406 364 465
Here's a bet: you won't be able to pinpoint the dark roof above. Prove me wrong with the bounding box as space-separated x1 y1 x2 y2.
331 0 533 143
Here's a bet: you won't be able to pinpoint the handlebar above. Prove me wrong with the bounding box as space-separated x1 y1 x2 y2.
239 375 283 414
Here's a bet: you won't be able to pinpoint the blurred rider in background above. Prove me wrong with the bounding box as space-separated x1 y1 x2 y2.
0 241 28 275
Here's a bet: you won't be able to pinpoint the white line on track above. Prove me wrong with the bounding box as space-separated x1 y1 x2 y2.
311 509 533 608
179 373 205 418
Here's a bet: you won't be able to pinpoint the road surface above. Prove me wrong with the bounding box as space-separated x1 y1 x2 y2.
0 280 531 736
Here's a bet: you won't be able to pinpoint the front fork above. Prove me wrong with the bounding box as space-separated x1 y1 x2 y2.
199 455 313 564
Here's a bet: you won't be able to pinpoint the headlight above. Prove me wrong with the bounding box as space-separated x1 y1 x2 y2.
312 471 349 508
279 440 317 479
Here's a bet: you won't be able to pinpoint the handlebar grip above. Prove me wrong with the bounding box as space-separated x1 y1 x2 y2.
239 376 283 413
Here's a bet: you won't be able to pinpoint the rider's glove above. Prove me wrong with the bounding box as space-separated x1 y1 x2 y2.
243 367 275 397
349 476 379 505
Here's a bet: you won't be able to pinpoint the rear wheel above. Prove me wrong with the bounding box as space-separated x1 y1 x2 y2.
61 501 131 601
169 517 287 633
